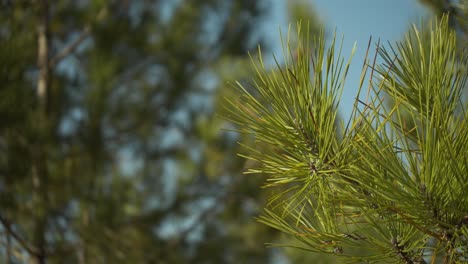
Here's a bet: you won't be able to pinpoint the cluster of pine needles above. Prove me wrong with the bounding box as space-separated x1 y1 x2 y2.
224 15 467 263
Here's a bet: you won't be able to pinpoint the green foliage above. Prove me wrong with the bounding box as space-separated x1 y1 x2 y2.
225 16 467 263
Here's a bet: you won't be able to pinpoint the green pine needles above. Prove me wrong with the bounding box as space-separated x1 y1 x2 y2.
224 15 467 263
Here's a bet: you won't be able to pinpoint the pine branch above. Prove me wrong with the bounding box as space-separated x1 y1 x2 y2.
225 15 466 262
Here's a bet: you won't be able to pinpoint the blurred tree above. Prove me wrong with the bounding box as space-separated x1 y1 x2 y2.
0 0 322 263
419 0 467 38
226 15 467 263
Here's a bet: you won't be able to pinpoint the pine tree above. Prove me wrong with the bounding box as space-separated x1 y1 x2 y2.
225 15 467 263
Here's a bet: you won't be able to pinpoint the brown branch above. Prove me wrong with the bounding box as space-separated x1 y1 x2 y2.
49 26 91 67
48 5 112 68
0 215 41 258
390 237 424 264
6 222 11 264
388 206 443 240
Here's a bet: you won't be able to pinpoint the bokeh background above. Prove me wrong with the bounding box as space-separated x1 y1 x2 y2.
0 0 463 263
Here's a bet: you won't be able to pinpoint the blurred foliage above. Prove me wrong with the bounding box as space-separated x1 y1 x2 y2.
419 0 467 39
0 0 322 263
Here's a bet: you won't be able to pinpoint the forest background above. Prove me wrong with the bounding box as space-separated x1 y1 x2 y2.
0 0 464 263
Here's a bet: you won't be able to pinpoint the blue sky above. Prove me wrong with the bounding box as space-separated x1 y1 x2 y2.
267 0 431 120
312 0 431 119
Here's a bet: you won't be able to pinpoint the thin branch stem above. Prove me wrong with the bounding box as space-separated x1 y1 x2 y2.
49 26 91 67
6 224 11 264
0 215 41 258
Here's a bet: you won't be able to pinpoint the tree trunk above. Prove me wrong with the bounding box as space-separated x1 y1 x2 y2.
37 0 49 112
34 0 50 263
